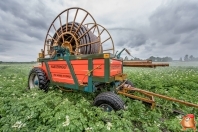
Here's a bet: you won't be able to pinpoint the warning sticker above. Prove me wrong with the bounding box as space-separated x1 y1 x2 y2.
53 74 71 78
50 65 67 69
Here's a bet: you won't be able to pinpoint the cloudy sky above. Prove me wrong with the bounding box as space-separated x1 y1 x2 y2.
0 0 198 61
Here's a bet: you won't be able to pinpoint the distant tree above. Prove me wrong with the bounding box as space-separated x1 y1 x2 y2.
184 54 188 61
149 56 155 61
162 57 172 62
189 55 194 61
124 56 128 61
168 57 173 62
148 56 172 62
156 57 162 62
134 57 140 60
179 57 183 61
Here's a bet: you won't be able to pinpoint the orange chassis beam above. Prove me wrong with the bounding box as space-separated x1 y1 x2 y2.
123 60 169 68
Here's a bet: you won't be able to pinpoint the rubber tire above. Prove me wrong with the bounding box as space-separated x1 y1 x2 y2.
93 92 125 111
126 80 134 87
28 67 49 92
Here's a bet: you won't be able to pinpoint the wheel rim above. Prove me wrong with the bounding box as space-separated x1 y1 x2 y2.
99 104 113 112
29 73 39 89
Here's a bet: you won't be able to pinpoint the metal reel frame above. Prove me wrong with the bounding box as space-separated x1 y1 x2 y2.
84 23 115 55
43 7 102 57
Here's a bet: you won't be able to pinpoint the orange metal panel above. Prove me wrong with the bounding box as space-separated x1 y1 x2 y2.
71 59 123 83
76 74 88 84
48 61 74 84
71 60 88 75
71 59 105 83
110 59 122 76
71 60 89 84
39 62 48 77
93 59 104 77
46 59 122 84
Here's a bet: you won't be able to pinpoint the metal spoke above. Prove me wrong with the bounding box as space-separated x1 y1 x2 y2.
69 13 89 43
70 9 79 32
77 25 96 41
47 34 57 42
101 37 111 45
52 24 60 38
98 28 105 37
66 10 69 32
75 13 88 34
77 40 99 48
92 26 96 34
65 36 72 41
59 16 65 42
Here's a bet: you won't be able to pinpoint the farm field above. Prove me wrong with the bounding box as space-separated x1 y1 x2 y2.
0 62 198 131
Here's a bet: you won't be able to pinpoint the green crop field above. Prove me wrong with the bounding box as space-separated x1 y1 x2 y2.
0 63 198 132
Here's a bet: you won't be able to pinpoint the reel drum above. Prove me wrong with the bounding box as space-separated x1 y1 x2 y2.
43 7 114 58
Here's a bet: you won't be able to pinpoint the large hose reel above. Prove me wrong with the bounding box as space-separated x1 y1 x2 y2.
43 7 114 57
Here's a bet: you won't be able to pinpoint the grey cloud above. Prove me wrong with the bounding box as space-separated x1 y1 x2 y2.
181 31 198 46
164 36 180 45
112 30 147 48
0 0 57 56
149 1 198 34
135 48 139 51
108 28 135 31
107 1 198 58
0 0 54 30
144 46 153 52
18 28 45 41
151 43 156 46
148 0 198 47
133 33 147 46
0 0 198 61
0 43 12 52
0 0 56 44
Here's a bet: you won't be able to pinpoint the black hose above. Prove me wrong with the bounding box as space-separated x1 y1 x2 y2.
51 22 102 54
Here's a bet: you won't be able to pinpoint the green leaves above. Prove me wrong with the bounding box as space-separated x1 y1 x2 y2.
0 64 198 131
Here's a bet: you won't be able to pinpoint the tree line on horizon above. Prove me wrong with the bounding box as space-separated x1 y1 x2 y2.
0 54 198 63
179 54 198 61
124 54 198 62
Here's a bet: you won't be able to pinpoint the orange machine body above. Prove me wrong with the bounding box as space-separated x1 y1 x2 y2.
39 59 122 84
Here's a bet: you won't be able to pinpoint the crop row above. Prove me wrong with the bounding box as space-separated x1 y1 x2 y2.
0 64 197 131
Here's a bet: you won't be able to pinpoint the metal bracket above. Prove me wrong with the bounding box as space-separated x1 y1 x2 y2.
117 84 198 109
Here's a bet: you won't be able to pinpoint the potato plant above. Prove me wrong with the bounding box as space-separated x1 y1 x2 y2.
0 63 198 131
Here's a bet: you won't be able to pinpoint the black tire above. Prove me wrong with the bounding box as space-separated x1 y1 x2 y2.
28 67 49 92
93 92 125 111
126 80 134 87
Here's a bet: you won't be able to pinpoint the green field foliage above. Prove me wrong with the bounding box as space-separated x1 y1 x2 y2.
0 63 198 131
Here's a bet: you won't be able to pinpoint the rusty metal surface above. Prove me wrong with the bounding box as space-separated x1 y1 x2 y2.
117 83 198 109
123 60 169 68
